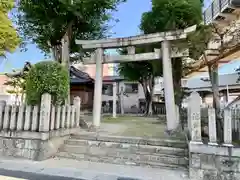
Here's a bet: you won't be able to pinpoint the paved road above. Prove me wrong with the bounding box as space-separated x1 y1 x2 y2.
0 168 140 180
0 169 80 180
0 158 188 180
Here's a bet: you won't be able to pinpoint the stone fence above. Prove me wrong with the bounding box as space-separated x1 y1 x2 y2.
188 92 240 180
0 93 81 161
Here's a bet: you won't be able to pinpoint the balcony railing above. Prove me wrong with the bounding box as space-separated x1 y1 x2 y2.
203 0 232 24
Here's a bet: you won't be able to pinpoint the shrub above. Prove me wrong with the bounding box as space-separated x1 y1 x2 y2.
25 61 69 105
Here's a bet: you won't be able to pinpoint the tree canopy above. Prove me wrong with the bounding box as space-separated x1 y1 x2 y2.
17 0 126 59
0 0 20 57
118 47 163 115
118 48 162 83
118 0 203 110
140 0 203 33
25 61 69 105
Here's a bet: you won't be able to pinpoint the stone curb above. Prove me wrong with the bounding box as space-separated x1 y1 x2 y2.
0 159 142 180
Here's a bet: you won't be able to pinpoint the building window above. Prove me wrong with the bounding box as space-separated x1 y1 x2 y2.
102 84 113 96
124 83 138 93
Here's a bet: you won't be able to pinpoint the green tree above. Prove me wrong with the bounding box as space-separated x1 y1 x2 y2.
118 0 203 115
0 0 20 57
140 0 203 107
4 74 25 105
187 21 240 142
25 61 69 105
5 62 33 104
17 0 126 102
140 0 202 33
17 0 126 63
118 48 162 115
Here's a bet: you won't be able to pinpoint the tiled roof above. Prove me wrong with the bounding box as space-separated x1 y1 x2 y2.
70 66 94 84
186 73 240 89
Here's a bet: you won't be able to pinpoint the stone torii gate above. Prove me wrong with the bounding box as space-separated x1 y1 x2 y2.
76 25 196 132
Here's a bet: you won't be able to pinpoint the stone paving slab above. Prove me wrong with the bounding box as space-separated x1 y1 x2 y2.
0 157 189 180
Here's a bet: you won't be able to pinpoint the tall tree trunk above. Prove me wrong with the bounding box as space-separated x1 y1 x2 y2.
61 22 74 104
120 93 124 115
172 58 184 129
141 76 154 116
148 88 154 115
51 44 62 62
172 58 183 107
208 63 223 142
141 80 148 114
51 22 73 104
62 32 70 103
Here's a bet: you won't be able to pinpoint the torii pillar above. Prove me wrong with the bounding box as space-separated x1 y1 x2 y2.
92 48 103 127
162 40 177 131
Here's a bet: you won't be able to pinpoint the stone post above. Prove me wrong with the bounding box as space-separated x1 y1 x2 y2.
175 105 180 127
39 93 51 132
186 97 191 134
3 106 10 130
127 46 135 55
120 86 124 115
74 96 81 127
187 103 191 136
92 48 103 127
0 104 3 130
222 90 229 105
208 108 217 145
161 40 177 131
223 108 233 146
112 82 117 118
189 92 202 143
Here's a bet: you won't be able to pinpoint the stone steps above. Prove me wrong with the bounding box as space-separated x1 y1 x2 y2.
71 133 188 149
57 151 188 170
64 139 188 156
57 133 189 170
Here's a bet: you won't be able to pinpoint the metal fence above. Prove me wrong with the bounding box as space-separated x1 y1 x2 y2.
203 0 231 24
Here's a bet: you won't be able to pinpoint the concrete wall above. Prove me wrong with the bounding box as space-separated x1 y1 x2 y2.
0 132 70 161
0 93 81 161
189 143 240 180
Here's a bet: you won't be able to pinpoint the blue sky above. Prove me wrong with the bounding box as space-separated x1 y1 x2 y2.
1 0 239 75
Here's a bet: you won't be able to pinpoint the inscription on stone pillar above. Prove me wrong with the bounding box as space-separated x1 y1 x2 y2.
189 92 202 142
187 98 191 135
74 96 81 127
39 93 51 132
223 108 233 146
208 108 217 145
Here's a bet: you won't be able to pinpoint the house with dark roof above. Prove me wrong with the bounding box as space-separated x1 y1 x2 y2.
69 66 94 110
184 73 240 107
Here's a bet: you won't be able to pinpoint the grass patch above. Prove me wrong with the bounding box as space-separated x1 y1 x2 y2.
102 116 157 123
120 121 185 139
98 115 185 140
102 116 185 139
102 116 134 123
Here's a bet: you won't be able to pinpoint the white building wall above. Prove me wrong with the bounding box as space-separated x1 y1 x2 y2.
102 77 165 112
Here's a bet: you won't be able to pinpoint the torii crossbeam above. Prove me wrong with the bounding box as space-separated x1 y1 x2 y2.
76 25 196 132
